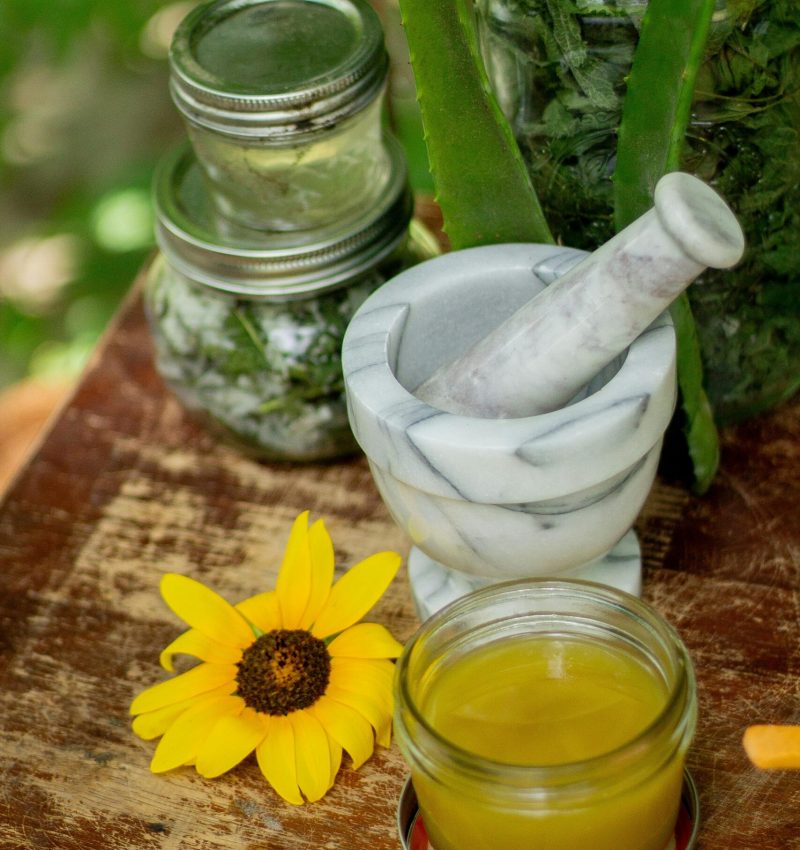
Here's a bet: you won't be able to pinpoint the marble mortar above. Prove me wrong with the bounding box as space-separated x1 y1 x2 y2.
342 243 677 619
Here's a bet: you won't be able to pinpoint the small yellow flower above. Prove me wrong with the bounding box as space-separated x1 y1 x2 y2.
130 511 403 804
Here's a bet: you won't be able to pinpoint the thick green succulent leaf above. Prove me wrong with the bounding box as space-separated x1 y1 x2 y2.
614 0 719 494
398 0 553 248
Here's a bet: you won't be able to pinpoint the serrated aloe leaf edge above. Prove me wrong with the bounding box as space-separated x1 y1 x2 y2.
397 0 553 248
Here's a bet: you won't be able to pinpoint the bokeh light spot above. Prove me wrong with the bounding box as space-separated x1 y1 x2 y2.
91 188 154 253
0 235 82 312
140 2 199 58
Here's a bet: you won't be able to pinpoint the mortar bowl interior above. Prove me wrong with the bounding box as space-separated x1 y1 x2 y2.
342 244 677 578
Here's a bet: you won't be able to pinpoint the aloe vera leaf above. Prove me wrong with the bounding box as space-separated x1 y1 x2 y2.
613 0 719 494
670 295 720 490
398 0 553 248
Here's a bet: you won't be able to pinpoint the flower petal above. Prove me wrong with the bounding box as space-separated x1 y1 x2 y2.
276 512 313 629
311 552 402 639
328 623 404 659
299 519 335 628
329 664 395 749
309 696 375 769
334 655 396 677
195 707 268 778
150 694 244 773
160 574 254 648
256 716 303 805
327 737 342 790
325 684 390 738
160 629 242 672
236 591 281 634
331 657 395 710
133 702 189 742
130 663 238 716
290 710 332 802
132 682 236 740
376 716 392 749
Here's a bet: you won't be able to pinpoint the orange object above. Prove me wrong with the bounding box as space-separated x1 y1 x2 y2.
743 725 800 769
0 377 72 495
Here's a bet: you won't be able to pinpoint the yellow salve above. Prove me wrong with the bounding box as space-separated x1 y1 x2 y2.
414 635 684 850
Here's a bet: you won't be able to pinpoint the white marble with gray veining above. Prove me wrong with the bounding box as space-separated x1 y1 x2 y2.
342 243 678 614
407 530 642 622
415 172 744 419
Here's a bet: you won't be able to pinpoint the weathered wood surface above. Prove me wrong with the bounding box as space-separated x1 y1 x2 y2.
1 274 799 848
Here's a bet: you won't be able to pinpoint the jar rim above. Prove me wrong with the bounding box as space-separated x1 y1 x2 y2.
153 135 412 299
395 579 697 800
169 0 388 139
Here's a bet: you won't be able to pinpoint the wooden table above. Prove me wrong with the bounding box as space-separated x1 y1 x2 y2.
1 275 799 849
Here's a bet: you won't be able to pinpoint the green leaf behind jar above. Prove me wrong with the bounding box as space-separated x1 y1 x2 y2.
614 0 719 494
398 0 553 248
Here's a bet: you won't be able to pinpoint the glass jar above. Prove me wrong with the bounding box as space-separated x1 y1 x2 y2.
144 138 439 462
170 0 391 231
475 0 800 423
395 579 697 850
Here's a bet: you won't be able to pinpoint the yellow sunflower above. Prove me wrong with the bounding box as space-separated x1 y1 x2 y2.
130 511 403 804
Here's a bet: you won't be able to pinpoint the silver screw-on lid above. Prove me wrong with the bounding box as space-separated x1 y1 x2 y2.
154 135 413 299
170 0 389 140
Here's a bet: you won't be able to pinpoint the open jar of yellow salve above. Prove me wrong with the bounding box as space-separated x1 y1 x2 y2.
394 580 697 850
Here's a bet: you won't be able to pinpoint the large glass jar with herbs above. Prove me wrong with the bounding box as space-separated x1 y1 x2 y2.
145 140 439 462
475 0 800 422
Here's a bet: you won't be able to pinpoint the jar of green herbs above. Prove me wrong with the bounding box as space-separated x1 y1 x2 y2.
476 0 800 422
145 139 439 462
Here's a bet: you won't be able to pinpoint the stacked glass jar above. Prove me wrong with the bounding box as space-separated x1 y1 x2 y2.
145 0 438 461
474 0 800 423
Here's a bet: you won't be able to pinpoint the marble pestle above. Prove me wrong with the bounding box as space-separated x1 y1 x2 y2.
414 172 745 418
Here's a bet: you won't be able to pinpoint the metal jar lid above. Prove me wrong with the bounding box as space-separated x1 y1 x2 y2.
170 0 389 140
153 134 413 300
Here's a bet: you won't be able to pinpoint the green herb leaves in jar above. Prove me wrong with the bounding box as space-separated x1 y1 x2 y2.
146 261 383 460
475 0 800 422
145 141 438 462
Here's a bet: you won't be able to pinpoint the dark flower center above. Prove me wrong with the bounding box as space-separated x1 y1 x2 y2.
236 629 331 715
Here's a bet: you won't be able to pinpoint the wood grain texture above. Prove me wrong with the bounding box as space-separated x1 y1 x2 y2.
1 261 799 848
648 402 800 850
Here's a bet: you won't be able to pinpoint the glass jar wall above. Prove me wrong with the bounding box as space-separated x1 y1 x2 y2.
170 0 391 231
394 580 697 850
145 141 439 462
475 0 800 422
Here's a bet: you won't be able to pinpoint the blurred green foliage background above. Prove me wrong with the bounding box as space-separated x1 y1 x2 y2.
0 0 428 393
0 1 186 389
